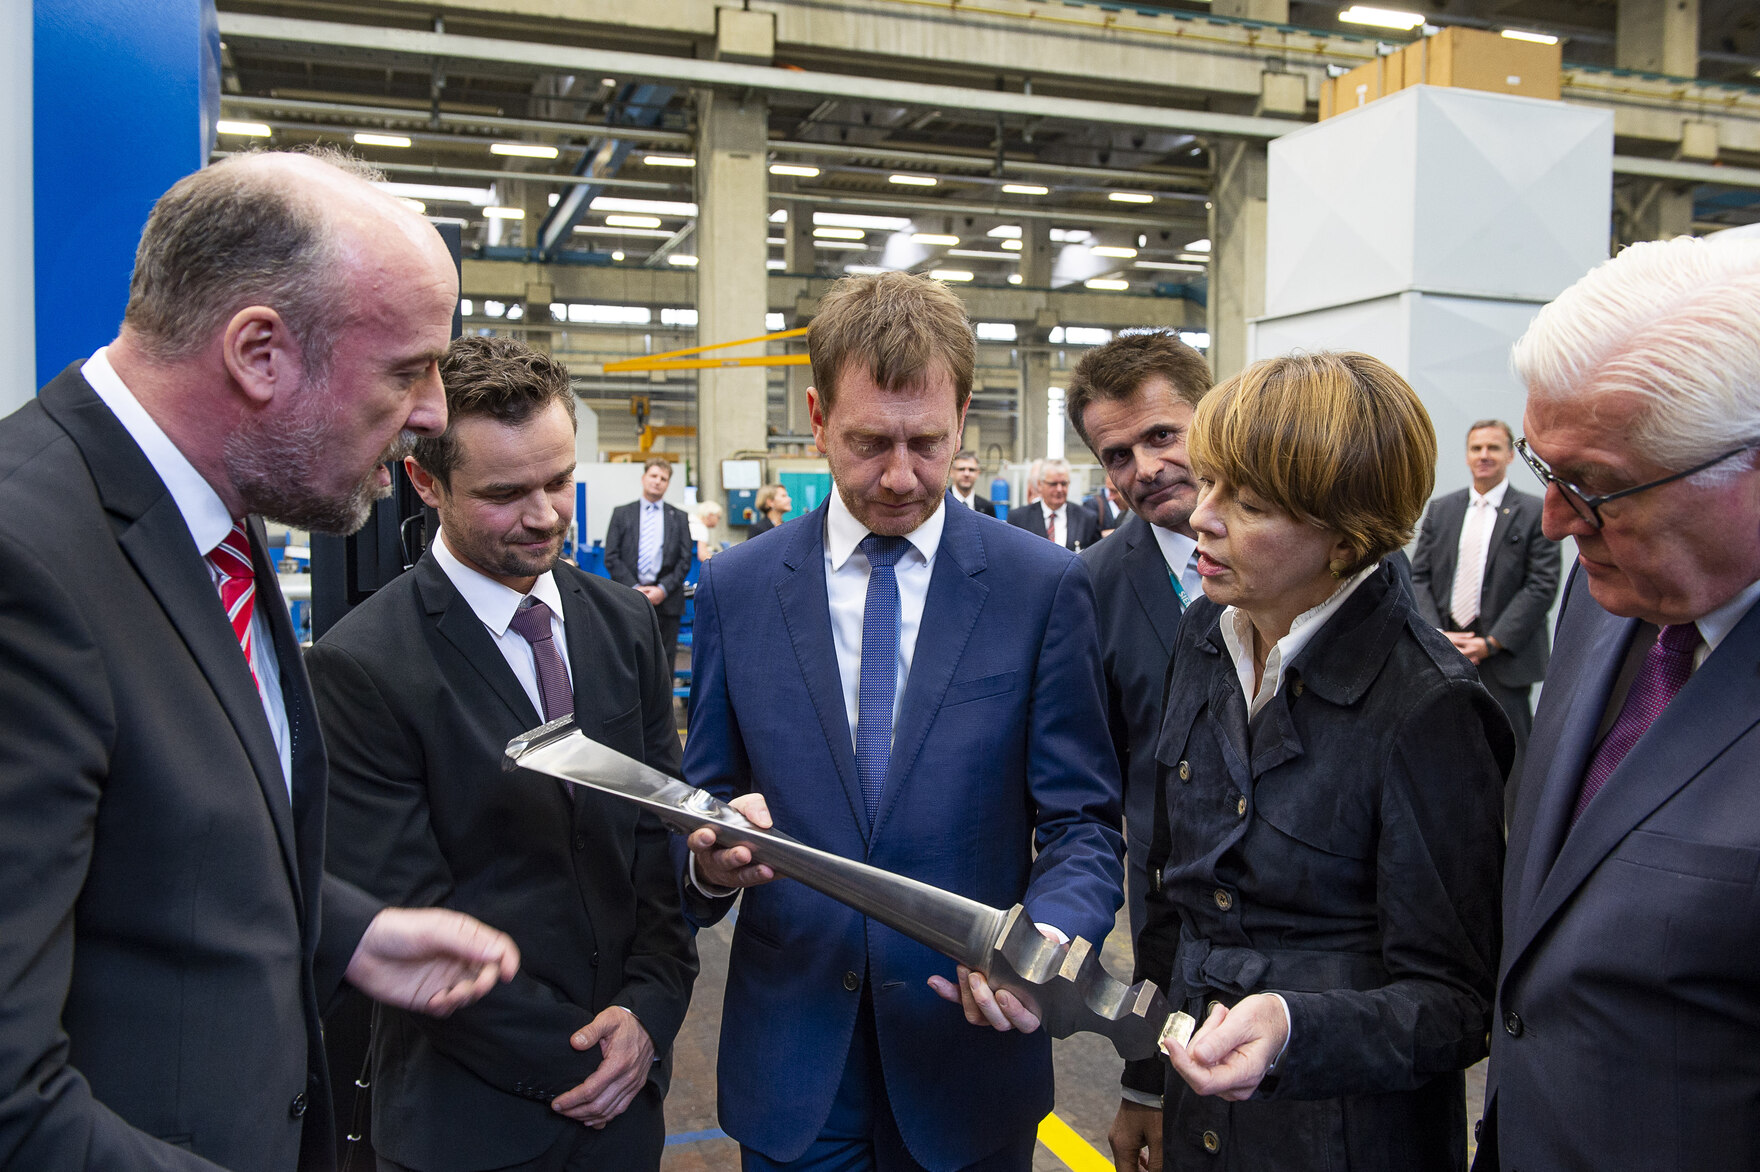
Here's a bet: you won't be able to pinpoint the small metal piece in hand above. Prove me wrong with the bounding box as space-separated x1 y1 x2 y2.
1160 1009 1197 1052
504 716 1180 1060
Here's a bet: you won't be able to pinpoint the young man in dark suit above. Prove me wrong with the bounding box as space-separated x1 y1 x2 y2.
308 336 696 1172
605 456 692 671
949 449 995 515
0 152 517 1172
1411 419 1560 817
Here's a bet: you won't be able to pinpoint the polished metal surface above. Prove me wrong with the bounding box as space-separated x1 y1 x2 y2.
504 718 1184 1060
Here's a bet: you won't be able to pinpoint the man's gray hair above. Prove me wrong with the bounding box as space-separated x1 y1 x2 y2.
1038 458 1072 483
123 148 385 369
1513 236 1760 483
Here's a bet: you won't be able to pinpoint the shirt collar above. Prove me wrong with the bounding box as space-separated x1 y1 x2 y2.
1218 562 1379 714
1041 501 1065 521
643 497 663 510
952 486 974 505
1696 575 1760 658
432 528 565 637
826 487 945 571
1470 477 1510 508
82 347 235 558
1149 523 1198 576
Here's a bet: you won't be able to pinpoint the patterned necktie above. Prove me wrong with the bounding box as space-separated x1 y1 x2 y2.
855 534 908 825
1572 622 1701 826
509 598 574 721
1047 510 1057 545
209 521 258 686
637 502 663 584
1451 498 1491 628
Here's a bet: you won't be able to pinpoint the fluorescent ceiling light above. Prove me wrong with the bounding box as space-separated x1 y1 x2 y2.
845 264 890 275
483 206 525 220
1185 237 1212 252
987 225 1023 239
354 132 412 148
1049 228 1092 243
767 237 786 245
572 225 676 238
668 255 699 266
1134 260 1207 272
1001 239 1023 251
930 270 974 282
491 142 559 159
816 212 911 230
1091 245 1138 258
814 226 866 240
1108 191 1154 204
1339 5 1426 29
1086 278 1130 291
1501 28 1559 44
889 174 938 187
216 120 271 137
605 214 662 228
398 198 426 214
592 197 698 216
1007 273 1023 285
976 322 1018 341
770 208 789 222
611 250 625 261
766 258 786 270
912 234 960 246
1177 253 1212 264
645 154 696 167
548 192 560 207
814 240 869 250
770 163 821 177
1001 183 1050 196
947 249 1017 259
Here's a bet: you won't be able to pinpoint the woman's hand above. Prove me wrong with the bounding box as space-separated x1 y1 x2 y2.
1163 995 1289 1101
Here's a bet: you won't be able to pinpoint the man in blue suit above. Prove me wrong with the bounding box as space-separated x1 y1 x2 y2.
682 271 1125 1172
1474 235 1760 1171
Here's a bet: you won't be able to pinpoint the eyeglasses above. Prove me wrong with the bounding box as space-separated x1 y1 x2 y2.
1514 437 1754 529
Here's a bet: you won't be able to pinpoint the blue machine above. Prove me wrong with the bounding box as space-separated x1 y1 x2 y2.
991 474 1011 521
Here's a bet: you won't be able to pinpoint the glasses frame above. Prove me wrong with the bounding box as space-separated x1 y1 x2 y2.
1514 437 1754 530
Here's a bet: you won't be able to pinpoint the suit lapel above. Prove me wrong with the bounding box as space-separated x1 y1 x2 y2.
418 555 543 731
1120 516 1183 651
1483 495 1518 577
774 506 868 836
872 504 989 845
1430 492 1465 607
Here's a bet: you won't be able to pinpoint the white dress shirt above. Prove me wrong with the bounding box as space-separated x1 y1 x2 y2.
1454 477 1509 592
1692 575 1760 670
1149 524 1203 608
83 348 293 797
951 487 980 510
1218 564 1379 720
432 530 572 711
824 490 945 750
1039 501 1069 543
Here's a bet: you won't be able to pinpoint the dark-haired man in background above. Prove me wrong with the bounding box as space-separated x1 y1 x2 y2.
949 449 995 515
309 335 696 1172
606 456 692 672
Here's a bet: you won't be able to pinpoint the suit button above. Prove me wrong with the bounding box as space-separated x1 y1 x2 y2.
1235 795 1247 818
1202 1129 1221 1154
1178 760 1191 781
1293 679 1305 697
573 833 587 851
1213 889 1233 911
1503 1010 1524 1037
289 1091 308 1118
843 970 860 992
590 950 600 967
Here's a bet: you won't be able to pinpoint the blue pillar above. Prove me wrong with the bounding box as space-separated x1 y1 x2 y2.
33 0 218 385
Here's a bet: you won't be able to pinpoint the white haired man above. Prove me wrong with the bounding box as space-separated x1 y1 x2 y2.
1008 458 1101 550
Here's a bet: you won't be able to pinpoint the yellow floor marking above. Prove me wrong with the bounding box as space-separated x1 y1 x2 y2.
1038 1111 1113 1172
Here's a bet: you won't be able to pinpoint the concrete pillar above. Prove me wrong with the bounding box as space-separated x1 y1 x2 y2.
695 87 770 505
1016 224 1054 461
1020 352 1051 463
1616 0 1699 78
1209 139 1268 382
783 203 814 276
1212 0 1288 20
1617 179 1695 244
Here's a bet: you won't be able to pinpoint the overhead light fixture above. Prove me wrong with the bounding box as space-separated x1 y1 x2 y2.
1086 278 1130 291
1177 253 1212 264
770 208 789 222
606 214 663 228
766 258 786 270
1185 237 1212 252
611 249 625 261
483 206 525 220
1007 274 1023 285
1001 183 1049 196
889 174 938 187
216 120 271 137
378 181 493 206
988 225 1023 239
1134 260 1207 272
816 212 912 230
930 269 974 281
592 197 699 216
668 255 699 266
814 240 869 250
770 163 821 177
490 142 559 159
767 236 786 245
845 264 890 275
1500 28 1559 44
398 198 426 214
912 234 960 246
645 154 696 167
572 225 676 238
947 248 1017 259
1339 6 1426 30
601 77 617 88
547 193 560 207
1049 228 1092 243
1091 245 1138 258
1001 239 1023 251
1108 191 1155 204
354 132 412 148
814 226 866 240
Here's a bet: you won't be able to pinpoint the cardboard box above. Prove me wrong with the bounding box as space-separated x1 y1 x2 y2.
1327 56 1387 118
1401 26 1561 101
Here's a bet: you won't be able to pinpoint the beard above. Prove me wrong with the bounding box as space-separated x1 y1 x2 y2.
225 372 411 536
442 516 568 584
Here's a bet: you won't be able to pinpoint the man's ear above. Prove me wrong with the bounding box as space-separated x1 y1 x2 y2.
807 386 829 455
405 455 446 511
220 305 300 408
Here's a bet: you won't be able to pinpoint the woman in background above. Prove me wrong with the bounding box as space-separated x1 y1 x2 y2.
748 483 792 536
691 500 725 564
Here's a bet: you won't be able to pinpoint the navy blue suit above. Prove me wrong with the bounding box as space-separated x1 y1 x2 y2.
683 498 1124 1170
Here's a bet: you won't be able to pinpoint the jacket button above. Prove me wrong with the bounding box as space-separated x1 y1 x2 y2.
1213 889 1233 911
1178 760 1191 781
1504 1010 1524 1037
1202 1129 1221 1154
589 950 600 967
289 1091 308 1118
1293 679 1305 697
573 833 587 851
1235 795 1247 818
843 970 860 991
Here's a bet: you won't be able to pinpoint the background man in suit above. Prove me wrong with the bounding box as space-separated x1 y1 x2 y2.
605 457 692 670
682 271 1124 1172
949 449 995 515
1412 420 1560 818
1086 480 1128 537
0 151 518 1172
1008 457 1101 549
1475 236 1760 1172
309 336 697 1172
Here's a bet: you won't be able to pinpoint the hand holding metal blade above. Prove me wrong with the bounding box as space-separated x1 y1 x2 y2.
503 717 1192 1060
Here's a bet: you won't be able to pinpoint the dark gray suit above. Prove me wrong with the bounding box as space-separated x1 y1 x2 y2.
1008 500 1101 551
0 366 379 1170
308 552 696 1172
1411 484 1559 815
1475 569 1760 1171
1081 512 1184 939
605 498 693 671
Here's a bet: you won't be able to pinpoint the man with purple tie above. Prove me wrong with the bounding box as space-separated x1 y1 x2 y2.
1474 235 1760 1172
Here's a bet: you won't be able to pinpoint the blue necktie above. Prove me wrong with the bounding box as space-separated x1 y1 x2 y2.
637 502 662 584
855 534 907 825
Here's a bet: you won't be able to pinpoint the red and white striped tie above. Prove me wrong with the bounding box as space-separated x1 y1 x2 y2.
209 521 258 686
